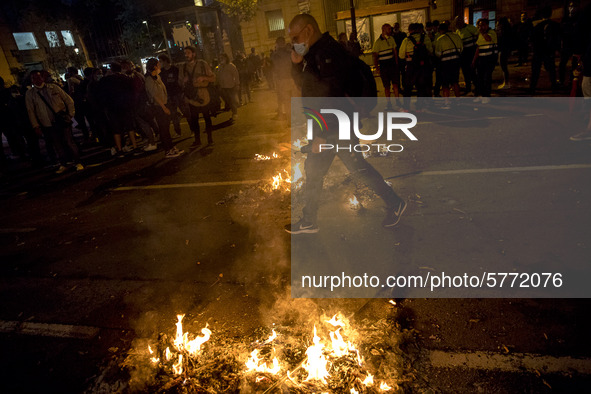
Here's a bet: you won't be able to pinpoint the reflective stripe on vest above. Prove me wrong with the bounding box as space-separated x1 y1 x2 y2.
378 49 394 61
478 44 497 56
440 48 460 61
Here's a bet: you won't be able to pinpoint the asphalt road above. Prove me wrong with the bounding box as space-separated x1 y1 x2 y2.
1 84 590 393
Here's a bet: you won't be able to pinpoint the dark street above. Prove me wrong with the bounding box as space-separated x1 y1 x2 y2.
1 84 591 392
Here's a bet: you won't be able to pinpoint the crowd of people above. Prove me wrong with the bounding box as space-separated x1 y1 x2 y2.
0 46 269 173
1 3 591 173
366 4 588 110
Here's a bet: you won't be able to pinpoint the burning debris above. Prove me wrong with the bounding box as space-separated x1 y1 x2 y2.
255 153 280 161
121 309 406 393
349 195 362 210
271 170 291 192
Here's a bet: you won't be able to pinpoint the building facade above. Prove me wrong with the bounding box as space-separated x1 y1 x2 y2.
241 0 590 59
0 9 91 86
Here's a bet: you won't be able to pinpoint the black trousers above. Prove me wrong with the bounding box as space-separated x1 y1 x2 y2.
187 104 213 144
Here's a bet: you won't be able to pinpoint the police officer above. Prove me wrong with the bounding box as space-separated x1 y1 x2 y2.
455 16 479 94
372 23 400 106
434 22 463 107
398 23 433 111
472 18 498 103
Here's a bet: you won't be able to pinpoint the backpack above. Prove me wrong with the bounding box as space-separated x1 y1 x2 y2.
347 55 378 112
408 34 430 67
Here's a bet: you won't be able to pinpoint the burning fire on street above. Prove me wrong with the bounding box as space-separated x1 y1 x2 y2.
127 310 404 393
255 153 279 161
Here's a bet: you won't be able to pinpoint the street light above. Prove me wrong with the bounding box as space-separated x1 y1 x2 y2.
143 20 155 49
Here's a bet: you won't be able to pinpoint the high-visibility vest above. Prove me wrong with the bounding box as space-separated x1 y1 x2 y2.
435 32 463 61
456 24 479 48
372 35 397 62
476 29 498 57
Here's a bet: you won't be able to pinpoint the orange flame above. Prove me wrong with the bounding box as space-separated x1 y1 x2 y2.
303 325 330 383
362 373 374 386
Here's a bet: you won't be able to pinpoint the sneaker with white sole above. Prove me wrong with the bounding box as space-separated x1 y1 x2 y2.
570 131 591 141
144 143 158 152
284 219 319 234
55 165 68 174
382 200 407 227
165 147 184 158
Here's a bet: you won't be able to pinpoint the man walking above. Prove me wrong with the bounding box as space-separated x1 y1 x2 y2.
285 14 406 234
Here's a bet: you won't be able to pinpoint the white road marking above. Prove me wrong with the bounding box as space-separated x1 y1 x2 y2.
0 320 99 339
110 164 591 191
0 319 587 376
429 349 591 375
419 163 591 176
418 114 544 125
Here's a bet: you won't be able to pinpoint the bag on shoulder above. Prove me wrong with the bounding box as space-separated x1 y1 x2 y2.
409 34 430 67
347 55 378 112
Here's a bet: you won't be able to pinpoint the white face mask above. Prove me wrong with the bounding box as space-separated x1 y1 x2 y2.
293 42 309 56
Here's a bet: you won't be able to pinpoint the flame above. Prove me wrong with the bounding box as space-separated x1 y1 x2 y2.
165 347 171 361
351 389 359 394
271 170 291 191
245 349 281 374
245 329 281 375
255 152 279 161
380 382 392 391
349 195 360 209
148 346 159 363
389 300 396 306
303 326 330 383
172 354 183 375
172 314 211 356
325 314 345 327
362 373 374 386
264 329 278 344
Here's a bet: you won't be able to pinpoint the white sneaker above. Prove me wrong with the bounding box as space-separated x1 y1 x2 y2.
75 163 84 171
110 147 117 156
165 147 185 158
143 143 158 152
55 165 68 174
481 97 490 104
